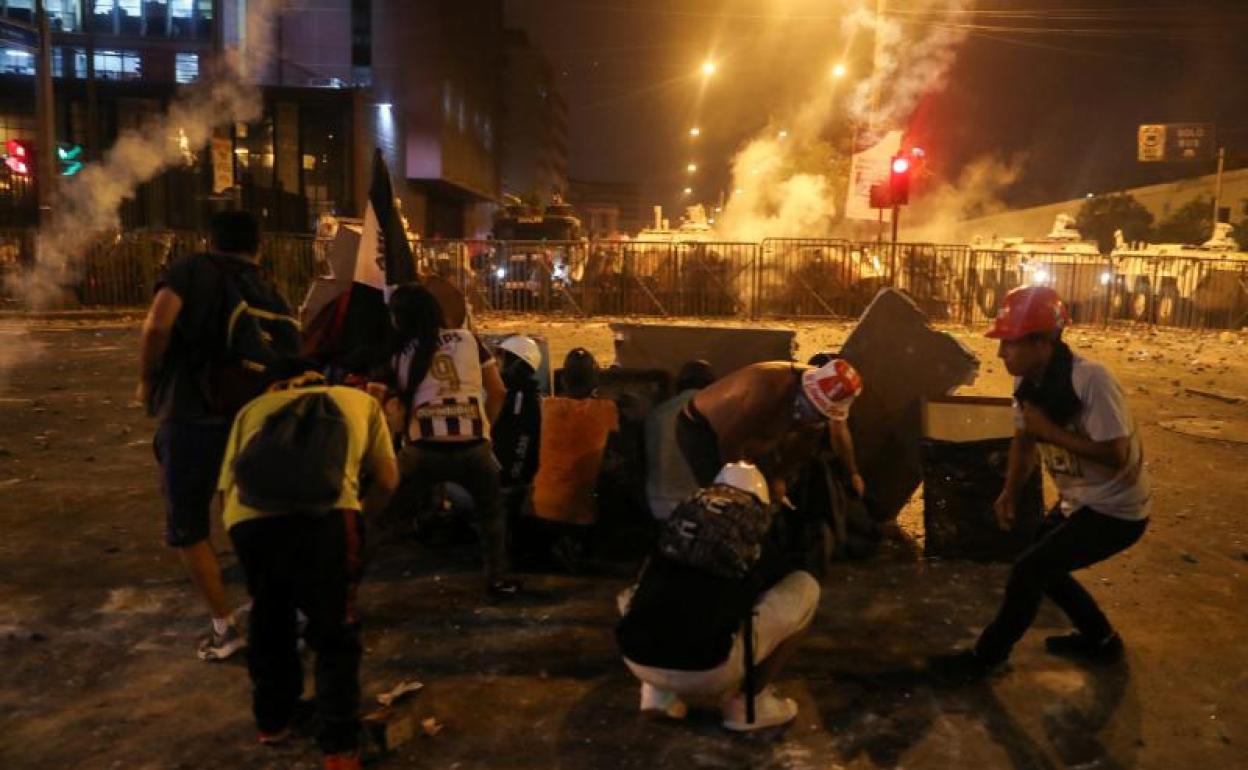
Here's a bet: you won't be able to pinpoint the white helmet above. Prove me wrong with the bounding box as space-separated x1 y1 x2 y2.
714 461 770 505
498 335 542 371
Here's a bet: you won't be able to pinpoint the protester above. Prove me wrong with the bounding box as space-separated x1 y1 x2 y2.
530 348 619 570
383 283 520 597
934 286 1151 680
217 357 397 770
135 210 299 661
617 462 819 731
644 359 716 520
491 335 544 525
676 357 864 501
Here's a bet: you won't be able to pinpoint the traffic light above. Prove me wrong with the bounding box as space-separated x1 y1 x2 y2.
889 154 911 206
4 138 33 177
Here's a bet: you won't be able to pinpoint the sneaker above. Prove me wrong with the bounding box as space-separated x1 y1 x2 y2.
721 686 798 731
323 752 362 770
639 683 688 720
1045 631 1124 663
928 649 1005 685
197 622 246 662
487 578 523 598
258 727 291 746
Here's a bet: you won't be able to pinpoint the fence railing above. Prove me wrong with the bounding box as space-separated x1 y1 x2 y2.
2 229 1246 331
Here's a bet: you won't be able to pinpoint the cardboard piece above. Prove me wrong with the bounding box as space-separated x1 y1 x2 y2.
838 289 979 521
610 323 795 382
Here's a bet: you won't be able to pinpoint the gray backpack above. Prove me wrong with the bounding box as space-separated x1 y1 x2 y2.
658 484 772 579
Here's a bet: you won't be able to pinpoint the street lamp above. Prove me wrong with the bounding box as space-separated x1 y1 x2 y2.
689 127 701 137
683 187 693 195
831 63 847 79
777 130 788 139
686 163 698 173
701 60 717 77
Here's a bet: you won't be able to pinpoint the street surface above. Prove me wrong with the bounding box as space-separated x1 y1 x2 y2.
1 316 1245 770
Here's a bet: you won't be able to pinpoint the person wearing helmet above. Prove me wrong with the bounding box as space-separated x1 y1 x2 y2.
491 335 544 536
617 462 820 731
935 285 1150 681
676 357 864 501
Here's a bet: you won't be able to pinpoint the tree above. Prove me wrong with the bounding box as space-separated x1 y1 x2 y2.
1076 193 1154 253
1155 196 1214 244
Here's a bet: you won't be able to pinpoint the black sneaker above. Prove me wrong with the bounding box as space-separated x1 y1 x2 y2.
487 578 523 599
1044 632 1124 663
928 649 1006 685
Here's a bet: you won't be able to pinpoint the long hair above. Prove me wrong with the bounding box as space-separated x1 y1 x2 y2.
388 283 446 401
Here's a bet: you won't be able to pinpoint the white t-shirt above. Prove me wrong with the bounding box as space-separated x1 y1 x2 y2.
393 329 496 441
1013 356 1151 521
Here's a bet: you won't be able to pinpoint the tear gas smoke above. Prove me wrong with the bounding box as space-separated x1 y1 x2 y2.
9 0 277 310
717 0 973 241
902 155 1026 244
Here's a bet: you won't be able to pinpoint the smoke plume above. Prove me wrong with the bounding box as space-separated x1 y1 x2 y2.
902 155 1026 243
717 0 973 241
9 0 277 309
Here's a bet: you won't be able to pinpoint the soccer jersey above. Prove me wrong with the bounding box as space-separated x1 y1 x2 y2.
393 329 496 441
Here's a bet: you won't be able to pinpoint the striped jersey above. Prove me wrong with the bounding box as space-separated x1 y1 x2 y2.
394 329 496 441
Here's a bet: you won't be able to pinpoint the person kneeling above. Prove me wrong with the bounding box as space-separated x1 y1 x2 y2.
615 462 819 731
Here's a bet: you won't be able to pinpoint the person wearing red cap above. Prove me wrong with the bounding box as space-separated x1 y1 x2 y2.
935 285 1151 681
675 357 864 501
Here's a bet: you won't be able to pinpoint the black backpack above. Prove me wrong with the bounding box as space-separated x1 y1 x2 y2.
203 254 302 417
233 392 349 516
658 484 773 579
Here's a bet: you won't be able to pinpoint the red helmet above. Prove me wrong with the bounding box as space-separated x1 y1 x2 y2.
985 285 1070 340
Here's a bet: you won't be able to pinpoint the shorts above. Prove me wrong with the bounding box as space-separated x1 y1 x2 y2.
154 420 231 547
622 571 820 698
675 400 722 487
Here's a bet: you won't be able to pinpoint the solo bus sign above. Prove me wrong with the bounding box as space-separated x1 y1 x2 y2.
1138 123 1216 162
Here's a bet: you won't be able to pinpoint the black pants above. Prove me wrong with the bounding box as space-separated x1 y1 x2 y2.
975 506 1147 662
390 440 508 580
230 511 364 755
675 401 722 487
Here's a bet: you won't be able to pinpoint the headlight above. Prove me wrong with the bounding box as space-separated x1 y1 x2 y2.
495 267 506 279
1100 271 1112 286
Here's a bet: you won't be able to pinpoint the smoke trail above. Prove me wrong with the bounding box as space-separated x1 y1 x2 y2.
9 0 278 310
717 0 973 241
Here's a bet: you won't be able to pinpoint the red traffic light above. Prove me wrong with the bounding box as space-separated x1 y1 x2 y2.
891 156 910 175
5 139 32 176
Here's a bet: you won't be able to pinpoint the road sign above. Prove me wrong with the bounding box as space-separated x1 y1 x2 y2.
1138 123 1216 162
1138 124 1165 162
0 17 37 51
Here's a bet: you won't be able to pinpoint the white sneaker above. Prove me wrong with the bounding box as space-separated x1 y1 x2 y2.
721 686 798 731
197 622 246 662
639 682 688 719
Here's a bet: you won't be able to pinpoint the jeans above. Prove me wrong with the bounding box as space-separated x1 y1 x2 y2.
229 510 365 755
975 506 1147 662
389 440 509 580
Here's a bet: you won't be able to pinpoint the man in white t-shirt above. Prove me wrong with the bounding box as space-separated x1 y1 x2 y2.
936 285 1150 680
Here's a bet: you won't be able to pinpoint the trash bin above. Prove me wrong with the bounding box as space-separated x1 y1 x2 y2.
921 396 1044 561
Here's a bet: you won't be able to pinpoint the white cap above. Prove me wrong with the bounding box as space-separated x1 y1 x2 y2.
498 335 542 371
714 461 770 505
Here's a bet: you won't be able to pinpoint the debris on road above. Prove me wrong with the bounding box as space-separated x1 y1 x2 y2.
377 679 424 707
1159 418 1248 444
1184 387 1245 404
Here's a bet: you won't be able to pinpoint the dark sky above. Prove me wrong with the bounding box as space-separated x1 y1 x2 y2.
507 0 1248 214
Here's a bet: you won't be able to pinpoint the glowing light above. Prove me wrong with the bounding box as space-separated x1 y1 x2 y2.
376 102 393 110
1033 268 1051 284
683 187 693 195
734 188 745 195
777 130 788 139
689 127 701 137
1100 271 1113 286
831 63 847 79
891 157 910 174
686 163 697 173
701 61 716 77
494 267 506 279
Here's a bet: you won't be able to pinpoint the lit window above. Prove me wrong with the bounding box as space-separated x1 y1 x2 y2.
175 52 198 83
94 49 141 80
0 46 35 77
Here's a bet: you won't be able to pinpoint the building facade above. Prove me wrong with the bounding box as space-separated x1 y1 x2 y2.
499 28 566 206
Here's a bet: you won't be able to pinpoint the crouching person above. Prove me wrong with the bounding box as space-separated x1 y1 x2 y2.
217 358 399 770
615 462 819 731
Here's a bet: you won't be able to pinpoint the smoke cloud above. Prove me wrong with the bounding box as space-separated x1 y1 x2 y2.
902 155 1026 243
717 0 973 241
9 0 277 310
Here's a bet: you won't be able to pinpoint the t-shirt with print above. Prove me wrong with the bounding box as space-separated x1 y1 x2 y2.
393 329 496 441
218 382 396 531
532 397 619 525
1013 355 1151 521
